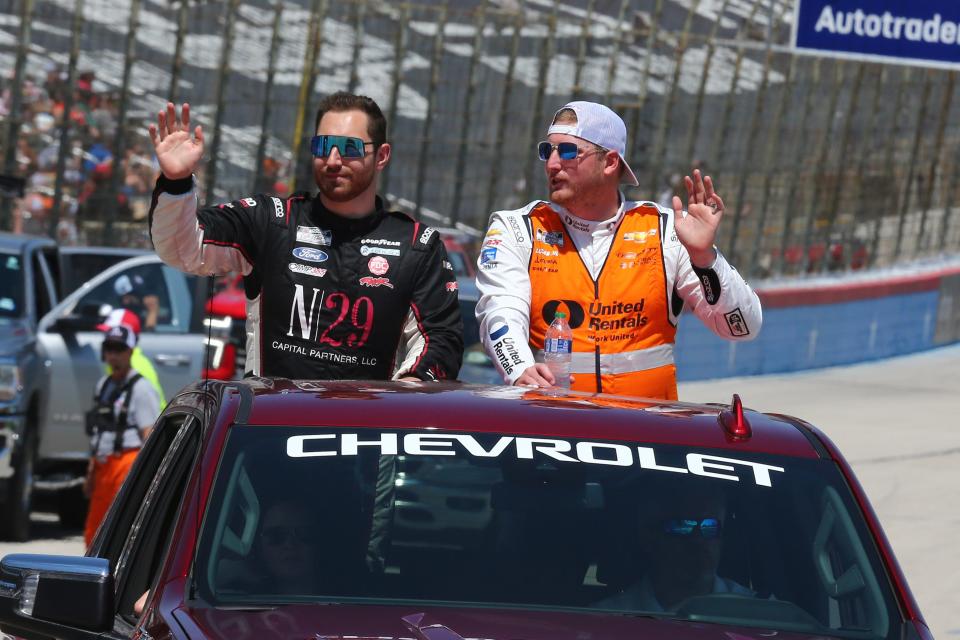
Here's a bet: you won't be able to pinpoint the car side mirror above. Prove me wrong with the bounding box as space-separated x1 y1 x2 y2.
0 554 114 632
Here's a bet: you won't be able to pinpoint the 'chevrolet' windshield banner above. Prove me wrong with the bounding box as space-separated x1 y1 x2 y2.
793 0 960 68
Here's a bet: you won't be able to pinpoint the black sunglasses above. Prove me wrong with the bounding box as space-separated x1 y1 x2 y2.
260 525 312 546
537 141 607 161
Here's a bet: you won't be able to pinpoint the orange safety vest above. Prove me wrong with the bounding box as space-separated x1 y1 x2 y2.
527 202 678 399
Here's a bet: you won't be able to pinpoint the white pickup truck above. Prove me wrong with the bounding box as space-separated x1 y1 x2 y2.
0 234 209 540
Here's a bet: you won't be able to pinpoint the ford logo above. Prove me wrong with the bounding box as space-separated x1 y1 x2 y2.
292 247 329 263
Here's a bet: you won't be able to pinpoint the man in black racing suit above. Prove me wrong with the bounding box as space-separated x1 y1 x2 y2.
148 92 462 381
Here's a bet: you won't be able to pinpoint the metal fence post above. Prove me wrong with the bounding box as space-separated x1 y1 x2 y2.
413 3 449 220
571 0 597 102
893 68 934 260
917 71 956 253
628 0 663 165
0 0 36 231
381 3 409 196
451 0 489 226
253 0 285 194
799 60 846 273
646 0 701 199
523 0 559 204
484 8 523 220
169 0 190 103
747 54 797 279
203 0 242 202
346 0 367 95
728 2 785 267
870 65 910 267
105 0 142 243
775 57 821 276
49 0 86 237
289 0 327 194
816 62 867 273
683 0 732 166
603 0 630 106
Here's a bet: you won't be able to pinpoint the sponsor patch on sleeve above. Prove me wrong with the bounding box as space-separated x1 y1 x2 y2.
724 307 750 337
271 196 285 219
419 227 436 244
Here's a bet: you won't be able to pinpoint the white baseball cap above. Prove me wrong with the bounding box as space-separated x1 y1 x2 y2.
547 101 639 186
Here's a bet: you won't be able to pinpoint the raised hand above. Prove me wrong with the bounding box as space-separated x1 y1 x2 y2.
148 102 204 180
672 169 724 267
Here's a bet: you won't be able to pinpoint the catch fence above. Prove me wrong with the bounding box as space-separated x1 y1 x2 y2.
2 0 959 278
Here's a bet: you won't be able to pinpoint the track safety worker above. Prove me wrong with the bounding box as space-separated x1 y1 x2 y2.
83 316 160 546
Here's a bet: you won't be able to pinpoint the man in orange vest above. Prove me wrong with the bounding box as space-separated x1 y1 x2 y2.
475 101 762 400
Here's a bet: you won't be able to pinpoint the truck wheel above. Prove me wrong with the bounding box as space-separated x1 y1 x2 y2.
0 432 35 541
57 485 89 530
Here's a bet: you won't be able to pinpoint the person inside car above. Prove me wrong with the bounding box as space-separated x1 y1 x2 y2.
594 480 753 612
254 498 327 594
147 93 463 382
112 272 160 331
84 318 161 546
475 101 761 398
135 497 323 616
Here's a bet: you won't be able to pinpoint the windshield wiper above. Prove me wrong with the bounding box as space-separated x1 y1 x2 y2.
401 612 466 640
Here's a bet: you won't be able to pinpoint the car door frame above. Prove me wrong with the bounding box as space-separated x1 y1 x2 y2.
88 406 204 636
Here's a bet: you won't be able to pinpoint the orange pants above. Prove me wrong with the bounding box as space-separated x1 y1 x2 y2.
84 449 139 546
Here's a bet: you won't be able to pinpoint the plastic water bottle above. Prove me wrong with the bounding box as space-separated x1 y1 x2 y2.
543 311 573 389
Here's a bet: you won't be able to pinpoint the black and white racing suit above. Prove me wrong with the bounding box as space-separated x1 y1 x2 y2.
149 175 463 381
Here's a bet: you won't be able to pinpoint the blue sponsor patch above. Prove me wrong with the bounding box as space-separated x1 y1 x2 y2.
489 325 509 341
292 247 329 263
480 247 498 264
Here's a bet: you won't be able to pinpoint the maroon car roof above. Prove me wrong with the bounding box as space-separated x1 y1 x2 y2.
225 380 821 459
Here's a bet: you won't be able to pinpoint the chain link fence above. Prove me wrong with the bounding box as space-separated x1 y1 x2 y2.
2 0 959 278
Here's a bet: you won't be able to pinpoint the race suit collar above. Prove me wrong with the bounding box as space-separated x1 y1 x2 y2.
311 194 386 235
549 192 626 234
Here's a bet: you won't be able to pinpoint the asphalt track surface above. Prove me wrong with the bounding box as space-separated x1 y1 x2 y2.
2 345 957 635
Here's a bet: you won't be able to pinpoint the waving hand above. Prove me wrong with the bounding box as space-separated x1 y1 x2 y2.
672 169 724 267
148 102 204 180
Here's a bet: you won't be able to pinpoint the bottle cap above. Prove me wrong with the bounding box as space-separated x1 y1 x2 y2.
554 311 567 319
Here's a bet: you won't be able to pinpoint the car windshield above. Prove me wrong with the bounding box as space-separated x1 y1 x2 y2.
0 252 25 318
194 426 899 639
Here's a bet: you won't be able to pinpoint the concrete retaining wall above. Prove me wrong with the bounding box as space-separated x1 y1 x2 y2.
675 263 960 381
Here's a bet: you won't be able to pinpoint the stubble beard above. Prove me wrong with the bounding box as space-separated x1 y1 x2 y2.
318 166 376 203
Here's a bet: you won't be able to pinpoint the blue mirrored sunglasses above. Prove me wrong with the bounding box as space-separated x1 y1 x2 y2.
311 135 374 158
662 517 722 538
538 141 581 161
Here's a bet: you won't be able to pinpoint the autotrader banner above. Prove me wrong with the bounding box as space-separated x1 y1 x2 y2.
792 0 960 68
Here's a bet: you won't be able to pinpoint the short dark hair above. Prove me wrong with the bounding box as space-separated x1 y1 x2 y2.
313 91 387 147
